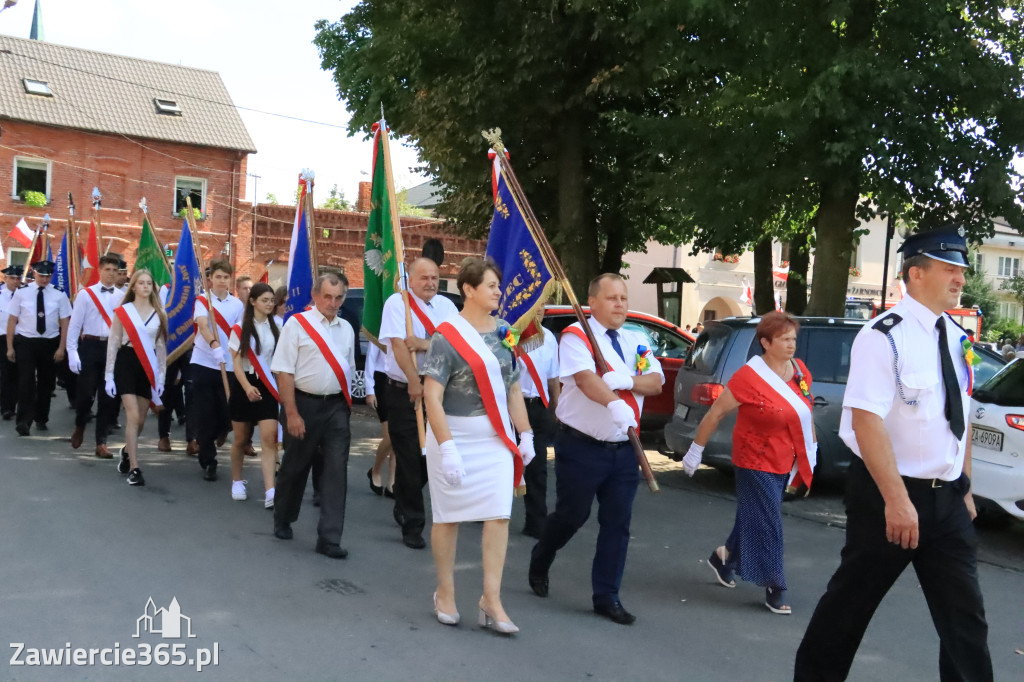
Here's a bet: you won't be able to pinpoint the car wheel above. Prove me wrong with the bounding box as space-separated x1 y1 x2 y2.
351 369 366 400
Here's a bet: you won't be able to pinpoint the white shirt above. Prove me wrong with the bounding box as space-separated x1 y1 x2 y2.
519 326 559 399
271 309 356 396
8 282 72 339
556 317 664 443
190 291 244 370
378 291 458 381
839 293 970 480
364 342 386 397
67 283 124 350
0 285 20 332
158 284 171 307
229 318 277 374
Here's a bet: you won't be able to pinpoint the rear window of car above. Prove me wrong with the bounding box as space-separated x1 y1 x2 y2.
621 321 690 360
974 359 1024 407
799 327 858 384
688 325 731 373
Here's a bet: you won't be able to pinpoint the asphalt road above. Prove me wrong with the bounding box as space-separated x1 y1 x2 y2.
2 402 1022 681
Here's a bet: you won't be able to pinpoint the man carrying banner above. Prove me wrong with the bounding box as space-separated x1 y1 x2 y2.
271 272 356 559
190 259 243 481
379 257 458 550
0 265 23 420
67 254 124 458
528 274 664 625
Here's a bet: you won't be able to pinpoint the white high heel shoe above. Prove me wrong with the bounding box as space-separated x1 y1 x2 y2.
478 603 519 635
433 592 460 626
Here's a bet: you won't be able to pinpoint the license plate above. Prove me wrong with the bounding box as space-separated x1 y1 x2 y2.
971 425 1003 452
674 404 690 420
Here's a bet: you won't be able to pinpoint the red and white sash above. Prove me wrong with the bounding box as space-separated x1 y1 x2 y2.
517 348 548 407
230 324 280 403
114 302 162 406
746 355 816 488
294 312 352 407
561 324 641 430
407 294 437 335
83 287 113 328
196 295 232 344
436 315 524 490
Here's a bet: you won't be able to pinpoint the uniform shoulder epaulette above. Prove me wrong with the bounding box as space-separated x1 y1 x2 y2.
872 314 903 333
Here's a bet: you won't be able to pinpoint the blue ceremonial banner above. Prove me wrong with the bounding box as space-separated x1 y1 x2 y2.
284 186 313 321
52 232 73 299
484 165 556 343
165 219 202 363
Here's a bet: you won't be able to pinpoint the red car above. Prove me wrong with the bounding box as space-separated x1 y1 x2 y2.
541 306 695 434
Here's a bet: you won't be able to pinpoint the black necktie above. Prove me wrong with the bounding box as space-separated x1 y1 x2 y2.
36 287 46 334
936 318 965 440
101 286 114 294
607 329 625 363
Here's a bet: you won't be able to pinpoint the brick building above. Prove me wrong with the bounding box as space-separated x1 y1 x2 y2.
0 34 254 271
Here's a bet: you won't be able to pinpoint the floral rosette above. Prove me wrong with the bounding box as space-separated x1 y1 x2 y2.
635 345 652 375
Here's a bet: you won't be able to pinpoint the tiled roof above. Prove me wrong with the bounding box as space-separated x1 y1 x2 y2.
0 34 256 153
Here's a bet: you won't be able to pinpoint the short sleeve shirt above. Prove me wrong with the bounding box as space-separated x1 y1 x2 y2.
8 282 72 338
228 319 277 374
379 292 458 381
518 326 559 398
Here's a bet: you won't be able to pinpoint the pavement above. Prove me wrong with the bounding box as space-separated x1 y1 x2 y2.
2 401 1023 681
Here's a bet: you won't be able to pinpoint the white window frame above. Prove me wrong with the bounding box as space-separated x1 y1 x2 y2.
12 156 51 202
998 256 1020 278
174 176 206 218
973 252 984 273
5 247 29 267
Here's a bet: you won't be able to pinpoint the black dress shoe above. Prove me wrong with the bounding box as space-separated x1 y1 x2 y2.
274 523 293 540
34 421 47 431
203 463 218 482
528 570 549 598
15 423 30 436
367 468 383 496
2 411 14 420
593 601 636 625
402 533 426 549
392 505 406 528
521 526 542 539
383 487 394 499
315 540 348 559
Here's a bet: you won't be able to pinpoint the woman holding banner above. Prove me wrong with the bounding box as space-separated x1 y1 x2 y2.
227 282 281 508
104 270 168 487
682 312 816 615
422 258 534 635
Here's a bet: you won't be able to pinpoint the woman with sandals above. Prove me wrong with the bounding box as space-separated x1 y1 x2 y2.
682 311 817 615
227 282 281 508
104 269 168 487
422 257 534 635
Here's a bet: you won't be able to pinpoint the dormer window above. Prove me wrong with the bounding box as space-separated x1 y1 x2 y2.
23 79 52 97
154 98 181 115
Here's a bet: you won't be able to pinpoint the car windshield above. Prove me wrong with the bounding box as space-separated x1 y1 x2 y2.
688 324 730 373
973 359 1024 407
621 321 690 360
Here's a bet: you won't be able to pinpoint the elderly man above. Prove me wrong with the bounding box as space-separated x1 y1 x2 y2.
379 257 458 550
271 272 356 559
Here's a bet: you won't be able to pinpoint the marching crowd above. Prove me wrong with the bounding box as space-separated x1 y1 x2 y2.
0 225 996 678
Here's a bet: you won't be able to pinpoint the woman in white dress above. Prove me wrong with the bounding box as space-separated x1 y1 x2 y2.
422 258 534 635
104 269 168 486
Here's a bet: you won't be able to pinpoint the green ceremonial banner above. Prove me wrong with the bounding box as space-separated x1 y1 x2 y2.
362 125 399 339
136 216 171 288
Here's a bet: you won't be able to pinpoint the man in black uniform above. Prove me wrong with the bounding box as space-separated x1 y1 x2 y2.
0 265 24 419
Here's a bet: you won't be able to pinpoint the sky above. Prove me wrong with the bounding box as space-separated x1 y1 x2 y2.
0 0 428 205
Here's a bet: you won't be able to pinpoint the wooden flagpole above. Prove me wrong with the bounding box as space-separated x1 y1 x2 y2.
21 223 42 284
379 116 426 453
67 193 82 302
483 128 659 493
185 195 230 399
301 173 319 279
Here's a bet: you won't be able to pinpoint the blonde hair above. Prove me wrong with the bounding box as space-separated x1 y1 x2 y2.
122 269 168 341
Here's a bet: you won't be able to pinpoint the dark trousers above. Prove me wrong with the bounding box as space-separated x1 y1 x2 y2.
0 334 17 416
159 353 193 440
530 426 639 606
386 380 428 537
523 398 554 533
14 335 59 428
190 364 230 470
74 338 117 445
794 458 991 682
274 393 351 545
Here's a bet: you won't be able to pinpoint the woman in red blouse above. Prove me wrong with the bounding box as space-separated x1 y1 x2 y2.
682 312 817 614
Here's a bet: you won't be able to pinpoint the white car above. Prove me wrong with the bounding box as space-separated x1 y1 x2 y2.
969 359 1024 520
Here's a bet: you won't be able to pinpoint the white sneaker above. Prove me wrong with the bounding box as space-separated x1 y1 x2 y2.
231 480 247 501
264 487 275 509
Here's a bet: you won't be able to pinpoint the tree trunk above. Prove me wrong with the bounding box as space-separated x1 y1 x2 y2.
554 117 597 297
753 237 775 315
785 225 811 315
806 176 859 316
600 221 626 276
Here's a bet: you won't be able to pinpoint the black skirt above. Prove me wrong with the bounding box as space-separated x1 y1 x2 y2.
229 372 280 423
372 370 389 423
114 346 152 399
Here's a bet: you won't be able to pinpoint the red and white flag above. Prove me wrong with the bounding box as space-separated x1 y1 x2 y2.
258 260 273 284
739 278 752 306
11 218 34 247
82 221 101 286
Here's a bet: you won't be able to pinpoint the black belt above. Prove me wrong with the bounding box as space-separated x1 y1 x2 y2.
295 388 345 401
557 422 626 450
386 375 424 389
524 396 546 406
80 335 107 342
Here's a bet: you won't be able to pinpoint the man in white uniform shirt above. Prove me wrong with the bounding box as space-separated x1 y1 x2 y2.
795 226 991 681
190 259 244 481
517 312 560 538
271 272 356 559
0 264 23 420
529 274 663 625
67 255 124 458
6 260 72 436
379 257 458 549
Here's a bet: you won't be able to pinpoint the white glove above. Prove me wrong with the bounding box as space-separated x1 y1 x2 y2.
602 370 634 392
68 349 82 374
154 382 164 399
683 442 704 477
607 399 638 433
104 378 117 399
518 431 536 467
217 345 231 366
439 439 466 488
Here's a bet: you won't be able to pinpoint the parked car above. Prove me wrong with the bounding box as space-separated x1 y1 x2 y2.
542 306 695 434
663 316 1008 481
969 359 1024 521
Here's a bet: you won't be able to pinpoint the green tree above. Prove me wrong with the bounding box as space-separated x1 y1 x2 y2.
961 261 998 316
319 184 350 211
264 192 279 205
1000 274 1024 325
